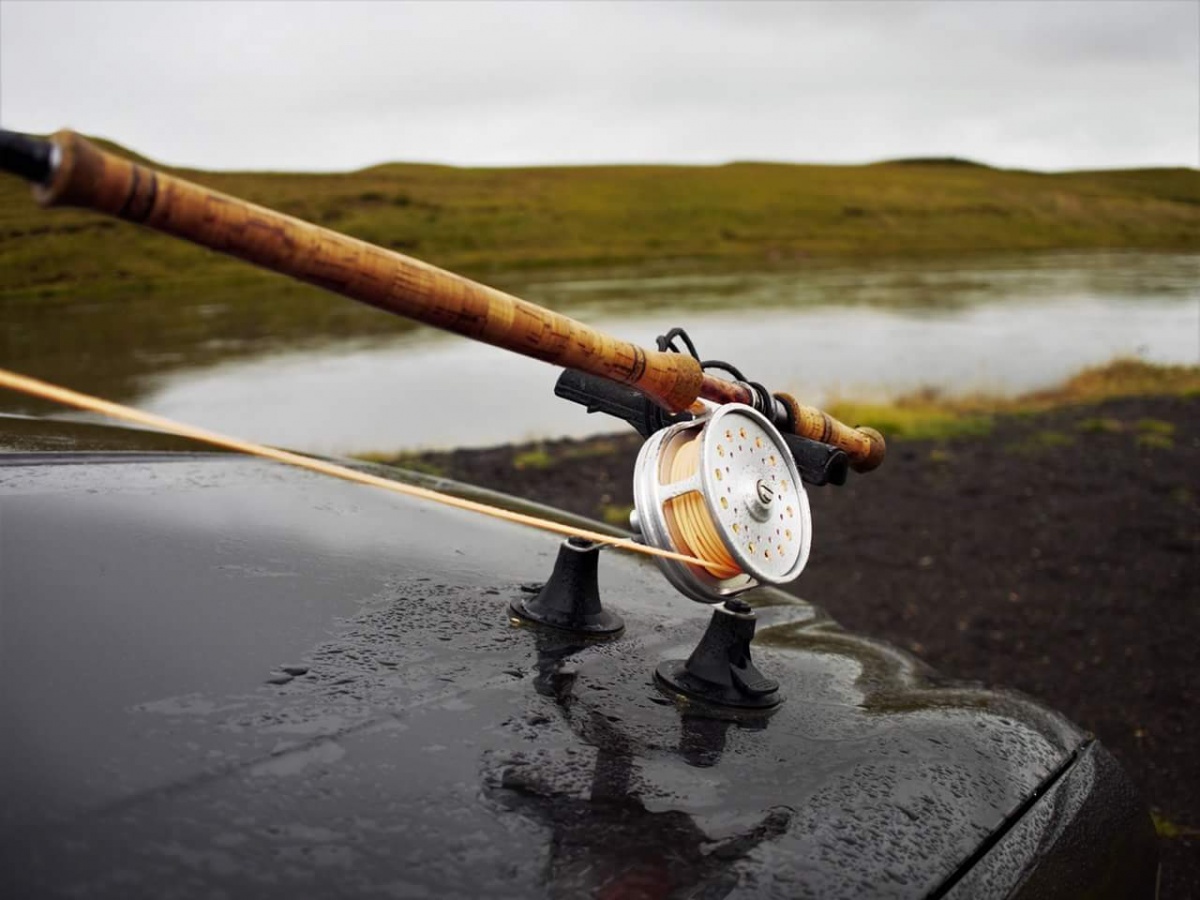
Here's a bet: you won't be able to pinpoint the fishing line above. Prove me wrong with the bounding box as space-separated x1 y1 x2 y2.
666 436 741 579
0 367 714 569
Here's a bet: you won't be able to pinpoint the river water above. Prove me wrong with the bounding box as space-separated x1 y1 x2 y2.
8 252 1199 453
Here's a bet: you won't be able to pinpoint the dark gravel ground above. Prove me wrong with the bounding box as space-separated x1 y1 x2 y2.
401 394 1199 896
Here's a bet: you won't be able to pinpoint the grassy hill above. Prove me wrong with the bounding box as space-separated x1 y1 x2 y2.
1 140 1198 311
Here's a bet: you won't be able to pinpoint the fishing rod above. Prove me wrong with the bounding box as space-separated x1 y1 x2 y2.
0 128 886 604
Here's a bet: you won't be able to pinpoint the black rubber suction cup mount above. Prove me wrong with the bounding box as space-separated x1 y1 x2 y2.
510 537 625 636
655 599 781 709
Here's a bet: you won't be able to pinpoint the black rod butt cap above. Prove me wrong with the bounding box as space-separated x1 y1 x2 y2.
0 129 55 184
510 537 624 636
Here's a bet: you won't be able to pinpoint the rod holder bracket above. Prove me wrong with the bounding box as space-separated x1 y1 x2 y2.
510 538 624 636
655 599 782 709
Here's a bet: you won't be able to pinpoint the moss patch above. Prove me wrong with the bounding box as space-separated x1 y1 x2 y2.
829 360 1199 446
1006 430 1076 455
354 451 447 477
824 401 993 442
512 448 553 470
600 503 635 528
1135 418 1176 437
1153 811 1200 839
1076 417 1124 434
1137 433 1175 450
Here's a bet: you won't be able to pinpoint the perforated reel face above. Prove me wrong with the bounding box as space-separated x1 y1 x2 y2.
631 404 813 604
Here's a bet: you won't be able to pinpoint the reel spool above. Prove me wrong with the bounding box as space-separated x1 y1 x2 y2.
631 404 812 604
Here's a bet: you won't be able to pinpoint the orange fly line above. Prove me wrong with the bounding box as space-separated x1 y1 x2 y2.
0 367 714 569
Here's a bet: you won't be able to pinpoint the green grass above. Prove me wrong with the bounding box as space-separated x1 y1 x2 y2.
1036 361 1200 405
509 439 637 472
356 359 1196 486
1076 417 1124 434
1134 419 1176 450
825 359 1199 443
1135 418 1176 437
1136 433 1175 450
2 137 1198 306
512 448 553 470
824 401 994 442
1006 430 1076 455
600 503 635 528
1152 810 1200 839
355 450 447 477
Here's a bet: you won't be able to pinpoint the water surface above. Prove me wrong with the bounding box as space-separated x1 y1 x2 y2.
4 252 1197 453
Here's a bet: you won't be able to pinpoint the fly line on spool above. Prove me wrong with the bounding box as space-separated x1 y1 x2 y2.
631 404 813 604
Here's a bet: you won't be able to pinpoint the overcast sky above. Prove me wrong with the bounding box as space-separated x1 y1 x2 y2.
1 0 1196 172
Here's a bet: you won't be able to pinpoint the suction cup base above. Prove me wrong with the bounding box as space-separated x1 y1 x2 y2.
509 537 624 637
655 660 781 710
654 600 782 710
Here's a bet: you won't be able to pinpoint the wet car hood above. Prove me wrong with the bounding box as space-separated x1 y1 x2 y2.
0 428 1101 897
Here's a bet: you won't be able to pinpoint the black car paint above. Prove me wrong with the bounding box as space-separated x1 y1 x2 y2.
0 422 1157 897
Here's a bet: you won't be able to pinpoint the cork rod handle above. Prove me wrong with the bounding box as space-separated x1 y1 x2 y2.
773 393 886 473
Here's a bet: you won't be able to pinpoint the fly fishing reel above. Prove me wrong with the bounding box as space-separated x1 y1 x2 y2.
551 332 872 709
631 403 812 604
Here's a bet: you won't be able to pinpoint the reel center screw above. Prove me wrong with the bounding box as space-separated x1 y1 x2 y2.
746 479 775 522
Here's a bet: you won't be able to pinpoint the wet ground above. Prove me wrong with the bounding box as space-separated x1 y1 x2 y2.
400 394 1200 896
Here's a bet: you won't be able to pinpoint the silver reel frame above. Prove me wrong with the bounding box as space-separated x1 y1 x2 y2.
631 403 813 604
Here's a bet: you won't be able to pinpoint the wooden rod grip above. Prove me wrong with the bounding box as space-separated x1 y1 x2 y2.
773 392 887 472
33 130 704 413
